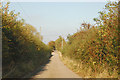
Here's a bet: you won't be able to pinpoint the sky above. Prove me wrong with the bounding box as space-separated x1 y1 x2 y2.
7 1 114 44
2 0 118 2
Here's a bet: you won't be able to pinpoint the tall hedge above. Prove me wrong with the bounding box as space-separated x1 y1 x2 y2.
61 1 119 76
2 2 51 78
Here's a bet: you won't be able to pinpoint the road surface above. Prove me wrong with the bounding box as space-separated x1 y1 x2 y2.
32 51 81 78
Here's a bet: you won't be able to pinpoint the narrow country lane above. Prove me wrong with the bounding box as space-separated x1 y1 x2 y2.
32 51 82 78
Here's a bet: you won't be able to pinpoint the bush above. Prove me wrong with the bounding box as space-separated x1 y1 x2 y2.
59 1 119 78
2 2 52 78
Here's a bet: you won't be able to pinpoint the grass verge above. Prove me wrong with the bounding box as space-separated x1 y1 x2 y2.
58 51 118 78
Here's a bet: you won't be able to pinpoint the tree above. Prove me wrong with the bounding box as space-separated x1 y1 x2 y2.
55 36 66 51
48 41 55 50
2 2 51 78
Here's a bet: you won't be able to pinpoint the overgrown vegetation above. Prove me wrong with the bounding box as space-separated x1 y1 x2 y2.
55 36 66 51
57 1 119 78
48 41 55 50
2 2 52 78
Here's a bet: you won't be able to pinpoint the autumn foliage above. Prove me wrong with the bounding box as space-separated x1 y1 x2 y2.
59 1 119 78
2 2 51 78
48 41 55 50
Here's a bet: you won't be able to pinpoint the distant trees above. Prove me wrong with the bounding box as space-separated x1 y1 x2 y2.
55 36 66 51
48 41 55 50
2 2 51 78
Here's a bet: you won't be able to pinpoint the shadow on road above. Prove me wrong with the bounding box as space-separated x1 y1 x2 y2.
24 54 53 78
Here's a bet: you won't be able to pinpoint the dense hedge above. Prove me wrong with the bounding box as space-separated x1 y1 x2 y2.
60 1 119 77
2 2 52 78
